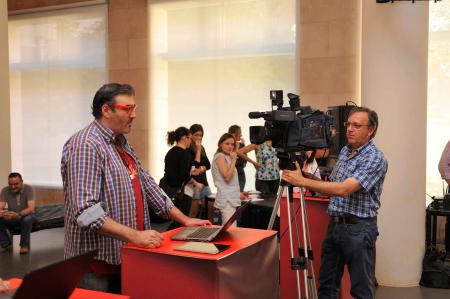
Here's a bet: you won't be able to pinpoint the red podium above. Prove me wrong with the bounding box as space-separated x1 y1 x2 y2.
6 278 129 299
121 227 278 299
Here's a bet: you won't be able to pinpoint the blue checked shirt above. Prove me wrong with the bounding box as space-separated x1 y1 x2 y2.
328 140 388 218
61 120 173 265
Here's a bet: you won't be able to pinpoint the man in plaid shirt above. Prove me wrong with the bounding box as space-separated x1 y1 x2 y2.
283 107 388 299
61 83 210 293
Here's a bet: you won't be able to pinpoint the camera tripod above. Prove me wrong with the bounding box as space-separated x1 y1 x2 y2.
268 181 318 299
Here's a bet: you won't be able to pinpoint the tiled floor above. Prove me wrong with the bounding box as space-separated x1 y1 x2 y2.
1 227 450 299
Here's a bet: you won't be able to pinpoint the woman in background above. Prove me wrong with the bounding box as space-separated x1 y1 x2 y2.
159 127 203 216
228 125 248 191
238 139 280 197
212 133 246 225
188 124 212 218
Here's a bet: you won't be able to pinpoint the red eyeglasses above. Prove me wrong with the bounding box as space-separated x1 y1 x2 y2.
111 103 137 114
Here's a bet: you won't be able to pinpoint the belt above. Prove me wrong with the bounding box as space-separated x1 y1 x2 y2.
331 214 376 224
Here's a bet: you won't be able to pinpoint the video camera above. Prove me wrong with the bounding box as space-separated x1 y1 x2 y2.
248 90 333 170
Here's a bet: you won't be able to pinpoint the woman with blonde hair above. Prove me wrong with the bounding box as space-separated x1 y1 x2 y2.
211 133 246 224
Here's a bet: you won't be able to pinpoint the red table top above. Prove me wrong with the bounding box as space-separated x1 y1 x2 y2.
6 278 129 299
294 193 330 203
122 226 277 261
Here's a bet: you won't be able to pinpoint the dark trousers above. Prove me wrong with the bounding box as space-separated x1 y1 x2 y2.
237 170 246 192
318 219 378 299
0 215 37 247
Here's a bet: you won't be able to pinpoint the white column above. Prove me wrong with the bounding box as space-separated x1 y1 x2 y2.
361 2 428 286
0 0 11 176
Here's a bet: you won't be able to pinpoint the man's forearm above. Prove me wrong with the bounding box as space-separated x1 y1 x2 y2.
19 207 35 217
98 217 138 243
168 206 189 226
301 178 345 197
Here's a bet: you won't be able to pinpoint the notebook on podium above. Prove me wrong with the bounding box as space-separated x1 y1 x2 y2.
171 201 250 242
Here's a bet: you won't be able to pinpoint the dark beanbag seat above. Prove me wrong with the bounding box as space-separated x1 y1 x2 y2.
9 204 65 235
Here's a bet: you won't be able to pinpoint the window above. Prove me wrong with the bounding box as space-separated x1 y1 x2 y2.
428 3 450 197
148 0 296 190
9 5 107 186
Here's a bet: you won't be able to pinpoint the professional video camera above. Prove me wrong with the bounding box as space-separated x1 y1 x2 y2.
248 90 333 170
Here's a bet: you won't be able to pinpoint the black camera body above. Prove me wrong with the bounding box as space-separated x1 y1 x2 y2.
249 90 333 170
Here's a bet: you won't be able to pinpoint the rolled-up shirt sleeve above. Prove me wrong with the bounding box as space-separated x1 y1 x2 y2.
64 141 107 231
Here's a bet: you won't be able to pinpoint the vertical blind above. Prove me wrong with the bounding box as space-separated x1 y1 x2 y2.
428 3 450 197
9 5 107 186
149 0 296 190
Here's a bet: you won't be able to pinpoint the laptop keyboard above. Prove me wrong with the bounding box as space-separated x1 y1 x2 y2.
188 227 221 239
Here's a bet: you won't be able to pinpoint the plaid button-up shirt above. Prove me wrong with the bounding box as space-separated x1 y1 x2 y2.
328 140 388 218
61 120 173 265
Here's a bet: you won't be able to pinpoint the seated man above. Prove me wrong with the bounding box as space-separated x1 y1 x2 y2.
0 173 37 254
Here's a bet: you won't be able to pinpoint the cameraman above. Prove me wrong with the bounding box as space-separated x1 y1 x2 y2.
282 107 388 299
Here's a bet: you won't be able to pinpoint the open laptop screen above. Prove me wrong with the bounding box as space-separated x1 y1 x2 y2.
5 250 97 299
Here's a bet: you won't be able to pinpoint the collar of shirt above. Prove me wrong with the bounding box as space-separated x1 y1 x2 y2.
344 139 374 158
93 120 116 144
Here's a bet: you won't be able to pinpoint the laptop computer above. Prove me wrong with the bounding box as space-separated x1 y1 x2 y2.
0 250 97 299
171 201 250 242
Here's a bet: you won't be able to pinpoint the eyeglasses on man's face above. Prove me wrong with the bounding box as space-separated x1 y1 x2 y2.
111 103 137 115
344 122 370 130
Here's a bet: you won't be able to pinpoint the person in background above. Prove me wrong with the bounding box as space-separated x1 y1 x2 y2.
212 133 247 225
188 124 212 218
159 127 204 217
438 140 450 259
238 139 280 197
0 172 36 255
228 125 248 191
282 107 388 299
61 83 209 294
438 140 450 189
302 151 321 180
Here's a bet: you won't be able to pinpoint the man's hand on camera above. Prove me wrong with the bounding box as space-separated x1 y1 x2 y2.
282 162 306 186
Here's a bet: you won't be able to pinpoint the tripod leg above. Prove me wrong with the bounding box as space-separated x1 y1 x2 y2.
300 190 318 299
268 184 285 230
285 189 303 299
288 187 308 299
297 189 310 299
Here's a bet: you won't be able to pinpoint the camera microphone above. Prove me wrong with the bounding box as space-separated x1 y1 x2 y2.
248 112 265 119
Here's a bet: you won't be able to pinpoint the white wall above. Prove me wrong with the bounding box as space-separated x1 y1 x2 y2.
0 0 11 177
361 1 428 287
